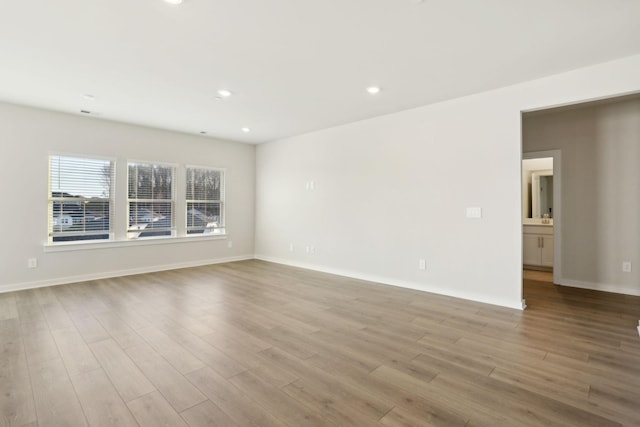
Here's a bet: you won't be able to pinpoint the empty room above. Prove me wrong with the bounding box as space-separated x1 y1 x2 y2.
1 1 640 426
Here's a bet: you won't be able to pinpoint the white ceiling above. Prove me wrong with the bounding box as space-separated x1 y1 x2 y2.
1 0 639 144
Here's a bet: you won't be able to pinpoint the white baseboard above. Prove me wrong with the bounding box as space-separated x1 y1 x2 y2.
0 255 254 294
255 255 525 310
556 277 640 297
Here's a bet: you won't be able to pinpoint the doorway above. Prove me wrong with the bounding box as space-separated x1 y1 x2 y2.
522 150 562 285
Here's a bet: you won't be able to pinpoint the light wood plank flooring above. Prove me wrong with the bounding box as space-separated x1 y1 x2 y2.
1 260 639 426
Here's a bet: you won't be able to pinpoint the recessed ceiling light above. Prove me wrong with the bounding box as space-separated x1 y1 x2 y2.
217 89 232 98
366 86 381 94
164 0 183 5
241 127 251 133
82 94 95 101
199 131 207 134
410 0 424 3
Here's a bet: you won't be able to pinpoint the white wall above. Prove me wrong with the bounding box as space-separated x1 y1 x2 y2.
0 102 255 292
523 97 640 295
255 54 640 309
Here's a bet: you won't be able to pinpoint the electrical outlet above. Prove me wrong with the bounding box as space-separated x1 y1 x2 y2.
418 259 426 270
466 207 482 219
27 258 38 269
289 243 294 252
309 245 315 254
622 261 632 273
227 240 233 248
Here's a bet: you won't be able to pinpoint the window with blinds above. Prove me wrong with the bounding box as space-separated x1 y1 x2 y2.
48 155 114 243
127 161 176 239
186 166 225 235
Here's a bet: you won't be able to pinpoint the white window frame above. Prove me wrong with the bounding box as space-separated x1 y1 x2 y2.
48 153 115 244
44 157 229 251
185 165 226 236
127 160 177 240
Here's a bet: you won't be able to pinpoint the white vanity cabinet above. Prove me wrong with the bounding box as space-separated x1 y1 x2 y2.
523 225 553 268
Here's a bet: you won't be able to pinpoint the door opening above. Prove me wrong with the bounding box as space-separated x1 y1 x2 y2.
522 150 562 285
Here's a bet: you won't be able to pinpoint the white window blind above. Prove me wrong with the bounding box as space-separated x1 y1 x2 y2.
127 161 176 239
48 155 114 243
186 166 225 235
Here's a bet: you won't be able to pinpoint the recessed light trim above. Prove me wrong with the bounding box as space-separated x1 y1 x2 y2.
217 89 232 98
164 0 183 5
82 94 95 101
366 86 381 94
241 127 251 133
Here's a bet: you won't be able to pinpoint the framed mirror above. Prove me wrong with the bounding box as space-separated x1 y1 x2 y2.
531 169 553 218
522 157 554 222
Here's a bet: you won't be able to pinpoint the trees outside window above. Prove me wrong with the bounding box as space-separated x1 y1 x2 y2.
127 162 176 239
186 166 225 235
48 155 114 242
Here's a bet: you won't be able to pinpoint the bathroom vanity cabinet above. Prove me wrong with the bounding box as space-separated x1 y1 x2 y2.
523 224 554 268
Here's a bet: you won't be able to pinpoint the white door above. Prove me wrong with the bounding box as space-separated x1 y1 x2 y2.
541 235 554 267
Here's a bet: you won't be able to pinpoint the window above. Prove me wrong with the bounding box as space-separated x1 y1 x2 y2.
186 166 225 235
48 155 114 243
127 161 176 239
47 156 226 246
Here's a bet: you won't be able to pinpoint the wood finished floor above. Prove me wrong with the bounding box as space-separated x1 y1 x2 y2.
1 260 639 427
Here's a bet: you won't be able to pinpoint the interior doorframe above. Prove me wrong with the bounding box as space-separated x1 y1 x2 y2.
522 149 562 285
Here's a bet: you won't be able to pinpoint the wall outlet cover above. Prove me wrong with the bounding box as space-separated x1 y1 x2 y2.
466 207 482 219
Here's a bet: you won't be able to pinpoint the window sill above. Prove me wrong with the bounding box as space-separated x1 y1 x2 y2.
43 233 227 253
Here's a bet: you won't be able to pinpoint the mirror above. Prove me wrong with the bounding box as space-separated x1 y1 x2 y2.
522 157 554 221
531 170 553 218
